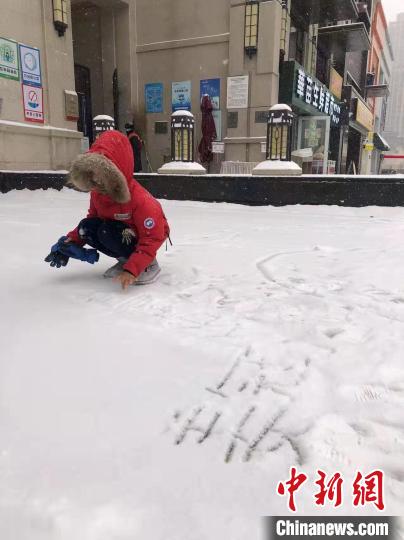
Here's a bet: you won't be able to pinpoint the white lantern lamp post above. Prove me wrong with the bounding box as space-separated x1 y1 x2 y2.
253 104 302 176
158 111 206 175
92 115 115 139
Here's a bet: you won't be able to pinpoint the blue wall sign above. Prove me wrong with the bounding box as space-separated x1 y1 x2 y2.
19 44 41 87
145 83 164 113
200 78 220 110
172 80 191 112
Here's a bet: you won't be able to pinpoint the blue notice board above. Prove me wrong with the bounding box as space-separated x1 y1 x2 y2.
200 78 220 110
172 80 191 111
145 83 164 113
19 44 41 87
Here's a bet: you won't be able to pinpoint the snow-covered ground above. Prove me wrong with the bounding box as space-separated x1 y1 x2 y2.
0 188 403 539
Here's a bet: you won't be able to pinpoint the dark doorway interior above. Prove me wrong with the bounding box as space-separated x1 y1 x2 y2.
346 128 362 174
329 125 340 166
74 64 93 143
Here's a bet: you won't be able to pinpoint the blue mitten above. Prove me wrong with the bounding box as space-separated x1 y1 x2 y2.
58 240 99 264
45 236 99 267
44 236 71 268
50 236 70 253
44 250 69 268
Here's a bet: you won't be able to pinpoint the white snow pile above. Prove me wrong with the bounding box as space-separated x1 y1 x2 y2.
0 188 403 540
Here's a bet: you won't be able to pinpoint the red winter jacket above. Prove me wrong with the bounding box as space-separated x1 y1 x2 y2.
67 131 170 277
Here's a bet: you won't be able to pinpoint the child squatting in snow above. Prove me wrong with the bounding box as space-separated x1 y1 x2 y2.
45 130 170 290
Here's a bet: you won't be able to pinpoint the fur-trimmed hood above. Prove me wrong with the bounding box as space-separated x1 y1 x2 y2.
68 130 134 204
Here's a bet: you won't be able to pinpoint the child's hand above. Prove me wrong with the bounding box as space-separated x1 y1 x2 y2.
114 271 137 290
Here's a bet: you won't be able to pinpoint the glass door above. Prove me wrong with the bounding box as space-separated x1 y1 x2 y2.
297 116 330 174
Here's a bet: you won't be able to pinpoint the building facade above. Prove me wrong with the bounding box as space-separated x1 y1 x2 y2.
0 0 387 173
363 0 393 174
384 12 404 171
278 0 381 174
70 0 283 171
0 0 81 170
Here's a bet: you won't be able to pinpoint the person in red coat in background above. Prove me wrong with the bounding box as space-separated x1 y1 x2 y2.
45 130 170 289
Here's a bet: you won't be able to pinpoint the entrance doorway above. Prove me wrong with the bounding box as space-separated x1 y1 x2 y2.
297 116 330 174
346 128 362 174
74 64 93 143
71 0 132 136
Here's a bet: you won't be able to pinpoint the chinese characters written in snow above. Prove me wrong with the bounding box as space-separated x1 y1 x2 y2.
277 468 385 512
296 68 342 126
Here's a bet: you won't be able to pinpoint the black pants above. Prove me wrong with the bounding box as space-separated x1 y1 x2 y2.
78 218 137 259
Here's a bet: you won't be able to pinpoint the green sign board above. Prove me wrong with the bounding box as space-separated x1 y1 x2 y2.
0 37 19 81
279 61 342 126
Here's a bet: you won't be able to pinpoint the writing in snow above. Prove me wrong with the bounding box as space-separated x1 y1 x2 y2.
277 468 385 512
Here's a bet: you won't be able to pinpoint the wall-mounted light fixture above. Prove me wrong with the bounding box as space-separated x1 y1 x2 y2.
245 0 259 58
52 0 68 37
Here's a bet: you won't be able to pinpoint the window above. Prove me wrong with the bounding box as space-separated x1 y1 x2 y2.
289 26 306 66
